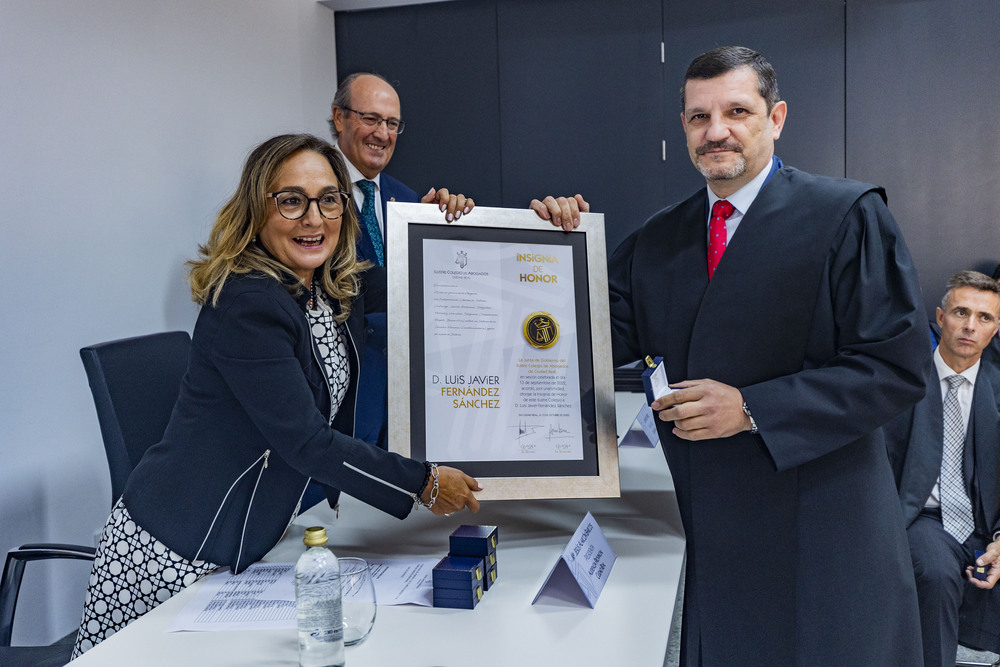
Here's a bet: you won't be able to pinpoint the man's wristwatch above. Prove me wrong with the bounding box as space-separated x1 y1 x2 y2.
742 401 759 434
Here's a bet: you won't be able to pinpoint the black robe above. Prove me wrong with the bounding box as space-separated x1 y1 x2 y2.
609 166 929 665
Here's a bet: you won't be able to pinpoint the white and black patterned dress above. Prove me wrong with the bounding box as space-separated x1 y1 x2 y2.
72 293 350 657
307 292 350 421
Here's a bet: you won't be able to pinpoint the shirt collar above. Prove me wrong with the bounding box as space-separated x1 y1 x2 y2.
706 156 774 218
933 346 980 386
334 143 381 191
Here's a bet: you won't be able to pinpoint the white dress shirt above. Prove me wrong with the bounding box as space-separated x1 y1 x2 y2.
705 156 774 244
336 145 385 236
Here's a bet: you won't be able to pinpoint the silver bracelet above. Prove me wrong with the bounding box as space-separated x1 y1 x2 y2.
414 463 440 510
742 401 759 435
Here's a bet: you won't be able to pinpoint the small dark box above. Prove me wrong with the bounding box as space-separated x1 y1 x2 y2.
641 356 667 404
432 556 484 591
449 525 499 559
483 563 498 591
433 584 484 609
974 550 989 582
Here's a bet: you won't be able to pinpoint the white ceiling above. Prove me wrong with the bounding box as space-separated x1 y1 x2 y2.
318 0 455 11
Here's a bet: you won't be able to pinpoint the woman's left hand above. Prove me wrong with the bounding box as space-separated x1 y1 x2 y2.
424 465 481 515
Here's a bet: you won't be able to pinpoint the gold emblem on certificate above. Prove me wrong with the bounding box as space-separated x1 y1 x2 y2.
523 311 560 349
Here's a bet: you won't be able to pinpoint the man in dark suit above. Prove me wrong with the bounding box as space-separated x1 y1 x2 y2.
329 72 583 449
886 270 1000 667
603 46 928 664
328 72 475 448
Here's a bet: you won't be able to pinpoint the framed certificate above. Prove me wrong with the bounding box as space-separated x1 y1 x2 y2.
386 202 619 500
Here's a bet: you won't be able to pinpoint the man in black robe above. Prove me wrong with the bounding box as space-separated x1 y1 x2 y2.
604 46 929 665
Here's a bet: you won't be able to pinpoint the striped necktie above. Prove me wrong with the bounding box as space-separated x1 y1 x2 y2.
939 374 974 542
357 179 384 266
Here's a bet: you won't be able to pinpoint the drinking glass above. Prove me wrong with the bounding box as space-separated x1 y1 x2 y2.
340 557 377 645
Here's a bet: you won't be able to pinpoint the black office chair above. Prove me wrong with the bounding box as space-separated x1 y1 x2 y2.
0 331 193 665
79 331 192 504
957 630 1000 667
0 543 96 667
956 649 1000 667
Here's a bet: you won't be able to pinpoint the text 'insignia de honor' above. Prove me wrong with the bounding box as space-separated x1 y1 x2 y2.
523 312 559 349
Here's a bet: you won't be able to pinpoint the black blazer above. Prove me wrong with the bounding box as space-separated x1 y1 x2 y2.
887 357 1000 538
123 268 424 573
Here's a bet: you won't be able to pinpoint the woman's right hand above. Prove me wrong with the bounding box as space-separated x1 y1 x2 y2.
423 466 482 515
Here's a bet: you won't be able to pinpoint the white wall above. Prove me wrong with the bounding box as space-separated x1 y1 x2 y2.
0 0 338 644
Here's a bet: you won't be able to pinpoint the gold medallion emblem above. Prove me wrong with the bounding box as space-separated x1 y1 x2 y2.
523 311 559 349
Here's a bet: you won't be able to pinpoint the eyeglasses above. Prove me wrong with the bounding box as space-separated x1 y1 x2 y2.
340 106 405 135
268 190 351 221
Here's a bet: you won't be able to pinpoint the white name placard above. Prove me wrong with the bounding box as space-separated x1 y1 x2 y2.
532 512 616 608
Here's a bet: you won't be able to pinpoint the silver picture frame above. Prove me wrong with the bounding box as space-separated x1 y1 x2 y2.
386 202 619 501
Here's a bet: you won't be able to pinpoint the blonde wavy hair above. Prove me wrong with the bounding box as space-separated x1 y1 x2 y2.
187 134 366 321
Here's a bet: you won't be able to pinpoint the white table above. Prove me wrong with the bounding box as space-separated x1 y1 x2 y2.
70 393 684 666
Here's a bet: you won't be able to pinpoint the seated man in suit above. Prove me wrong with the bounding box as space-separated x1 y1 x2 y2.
887 270 1000 667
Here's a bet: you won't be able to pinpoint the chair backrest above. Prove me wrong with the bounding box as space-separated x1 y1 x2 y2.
0 543 95 650
80 331 191 504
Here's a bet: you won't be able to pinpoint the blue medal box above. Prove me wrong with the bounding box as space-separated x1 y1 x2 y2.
432 555 486 609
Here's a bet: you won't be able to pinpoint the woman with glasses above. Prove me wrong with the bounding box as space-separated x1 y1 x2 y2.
72 134 481 657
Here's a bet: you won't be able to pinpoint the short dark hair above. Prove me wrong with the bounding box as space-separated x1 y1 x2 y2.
681 46 780 113
328 72 394 140
992 263 1000 281
941 270 1000 309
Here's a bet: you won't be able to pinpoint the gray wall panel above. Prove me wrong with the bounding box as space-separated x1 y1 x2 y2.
335 0 999 314
662 0 847 208
495 0 665 253
336 0 502 204
846 0 1000 314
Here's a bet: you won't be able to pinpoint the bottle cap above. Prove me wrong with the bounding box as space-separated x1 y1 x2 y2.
303 526 329 547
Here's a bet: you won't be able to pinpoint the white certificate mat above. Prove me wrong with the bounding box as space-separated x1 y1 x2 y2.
387 203 619 501
422 238 583 462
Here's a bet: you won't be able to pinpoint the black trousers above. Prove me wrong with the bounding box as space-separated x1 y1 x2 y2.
907 510 994 667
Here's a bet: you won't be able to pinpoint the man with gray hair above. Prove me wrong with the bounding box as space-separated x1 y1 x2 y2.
887 270 1000 666
330 72 584 449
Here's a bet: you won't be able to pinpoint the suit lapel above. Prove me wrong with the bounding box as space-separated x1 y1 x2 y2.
901 388 946 524
687 170 830 383
631 192 708 384
379 176 398 260
970 369 1000 533
378 178 389 222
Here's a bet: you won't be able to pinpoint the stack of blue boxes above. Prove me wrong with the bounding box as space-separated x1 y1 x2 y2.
432 525 499 609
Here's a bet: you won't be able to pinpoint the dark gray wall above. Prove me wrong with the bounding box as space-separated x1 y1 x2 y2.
335 0 502 204
660 0 846 202
494 0 665 254
335 0 1000 316
846 0 1000 312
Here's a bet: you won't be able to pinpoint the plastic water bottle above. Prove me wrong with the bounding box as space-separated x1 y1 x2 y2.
295 526 344 667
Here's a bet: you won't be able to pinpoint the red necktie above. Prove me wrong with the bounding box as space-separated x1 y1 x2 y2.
707 199 735 280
